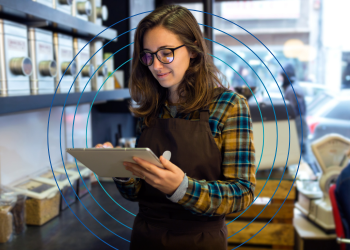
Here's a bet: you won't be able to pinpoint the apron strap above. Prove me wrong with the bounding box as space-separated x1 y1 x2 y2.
199 105 210 122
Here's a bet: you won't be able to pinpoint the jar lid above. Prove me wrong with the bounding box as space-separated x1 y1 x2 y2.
0 188 17 206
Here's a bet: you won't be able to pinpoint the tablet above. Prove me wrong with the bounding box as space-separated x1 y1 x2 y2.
66 148 164 178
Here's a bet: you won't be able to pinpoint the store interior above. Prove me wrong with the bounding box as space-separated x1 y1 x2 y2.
0 0 349 250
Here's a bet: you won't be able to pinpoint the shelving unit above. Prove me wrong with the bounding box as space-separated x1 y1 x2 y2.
0 88 130 115
0 0 136 195
0 0 117 41
0 0 128 116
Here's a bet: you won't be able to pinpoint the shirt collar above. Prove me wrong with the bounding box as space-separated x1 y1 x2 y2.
163 99 171 112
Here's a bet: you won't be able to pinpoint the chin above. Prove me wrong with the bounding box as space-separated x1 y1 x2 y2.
158 81 173 89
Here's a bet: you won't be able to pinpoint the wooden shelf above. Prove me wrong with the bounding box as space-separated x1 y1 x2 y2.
0 89 130 115
0 0 117 41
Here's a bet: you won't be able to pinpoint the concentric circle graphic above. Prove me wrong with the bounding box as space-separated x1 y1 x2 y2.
47 9 302 249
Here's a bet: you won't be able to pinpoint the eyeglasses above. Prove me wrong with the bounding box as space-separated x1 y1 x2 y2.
139 44 186 66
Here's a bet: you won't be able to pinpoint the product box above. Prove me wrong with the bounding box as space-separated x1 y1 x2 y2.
90 40 108 91
28 28 57 94
64 163 91 197
53 33 77 93
11 179 60 226
0 20 32 96
73 38 93 92
37 169 79 210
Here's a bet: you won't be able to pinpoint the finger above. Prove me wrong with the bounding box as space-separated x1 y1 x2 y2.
95 144 103 148
133 157 159 174
123 161 139 169
159 156 174 170
103 142 113 148
133 168 151 181
125 165 147 180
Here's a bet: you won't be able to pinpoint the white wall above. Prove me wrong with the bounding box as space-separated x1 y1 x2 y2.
0 103 92 186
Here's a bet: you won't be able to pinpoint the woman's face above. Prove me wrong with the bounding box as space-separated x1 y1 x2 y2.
143 26 195 94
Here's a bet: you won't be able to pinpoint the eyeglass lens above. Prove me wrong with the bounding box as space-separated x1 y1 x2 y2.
141 49 174 66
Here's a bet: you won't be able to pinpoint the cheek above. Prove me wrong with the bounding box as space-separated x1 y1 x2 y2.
173 60 189 78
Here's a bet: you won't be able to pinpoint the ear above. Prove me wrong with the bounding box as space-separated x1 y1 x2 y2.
189 40 198 59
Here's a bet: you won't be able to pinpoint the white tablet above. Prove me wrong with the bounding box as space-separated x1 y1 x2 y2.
66 148 164 178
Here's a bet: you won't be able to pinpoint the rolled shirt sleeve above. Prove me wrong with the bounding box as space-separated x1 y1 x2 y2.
176 93 256 216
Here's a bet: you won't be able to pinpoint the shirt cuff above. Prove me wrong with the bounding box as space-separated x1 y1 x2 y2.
165 173 188 203
113 177 132 182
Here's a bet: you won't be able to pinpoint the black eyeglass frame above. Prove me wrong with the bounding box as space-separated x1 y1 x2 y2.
139 44 186 66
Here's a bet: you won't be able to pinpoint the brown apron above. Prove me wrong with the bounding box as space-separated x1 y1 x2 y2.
130 106 228 250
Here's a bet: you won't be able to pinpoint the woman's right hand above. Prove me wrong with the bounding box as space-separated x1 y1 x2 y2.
95 141 114 148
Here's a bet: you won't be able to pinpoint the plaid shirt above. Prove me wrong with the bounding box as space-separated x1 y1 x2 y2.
114 89 256 216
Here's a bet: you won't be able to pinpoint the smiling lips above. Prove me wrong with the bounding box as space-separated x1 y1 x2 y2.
157 72 171 78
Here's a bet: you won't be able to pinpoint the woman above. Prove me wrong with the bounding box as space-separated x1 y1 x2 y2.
98 5 256 249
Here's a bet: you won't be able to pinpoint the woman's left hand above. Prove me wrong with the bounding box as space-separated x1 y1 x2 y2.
123 156 185 196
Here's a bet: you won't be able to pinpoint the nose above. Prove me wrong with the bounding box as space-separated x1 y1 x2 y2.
152 56 163 70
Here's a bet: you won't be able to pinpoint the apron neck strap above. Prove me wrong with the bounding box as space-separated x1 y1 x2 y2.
199 105 210 122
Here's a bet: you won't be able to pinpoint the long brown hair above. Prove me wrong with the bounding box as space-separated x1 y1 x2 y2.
129 5 229 127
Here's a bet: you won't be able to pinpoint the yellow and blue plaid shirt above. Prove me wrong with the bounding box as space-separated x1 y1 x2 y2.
114 89 256 216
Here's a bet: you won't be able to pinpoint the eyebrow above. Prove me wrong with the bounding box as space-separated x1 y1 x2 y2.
143 45 175 51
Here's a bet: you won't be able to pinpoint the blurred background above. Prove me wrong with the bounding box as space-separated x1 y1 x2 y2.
0 0 349 250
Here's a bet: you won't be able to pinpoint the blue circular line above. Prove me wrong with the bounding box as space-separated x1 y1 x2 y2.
201 27 282 234
47 11 153 247
72 57 136 225
46 8 303 249
206 36 289 239
206 37 281 226
47 117 121 250
208 53 272 222
199 22 292 245
205 39 266 174
57 45 137 240
74 18 285 246
81 35 276 245
79 39 268 225
191 10 302 249
207 53 264 174
73 41 138 220
56 48 135 243
84 58 136 216
57 66 130 241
